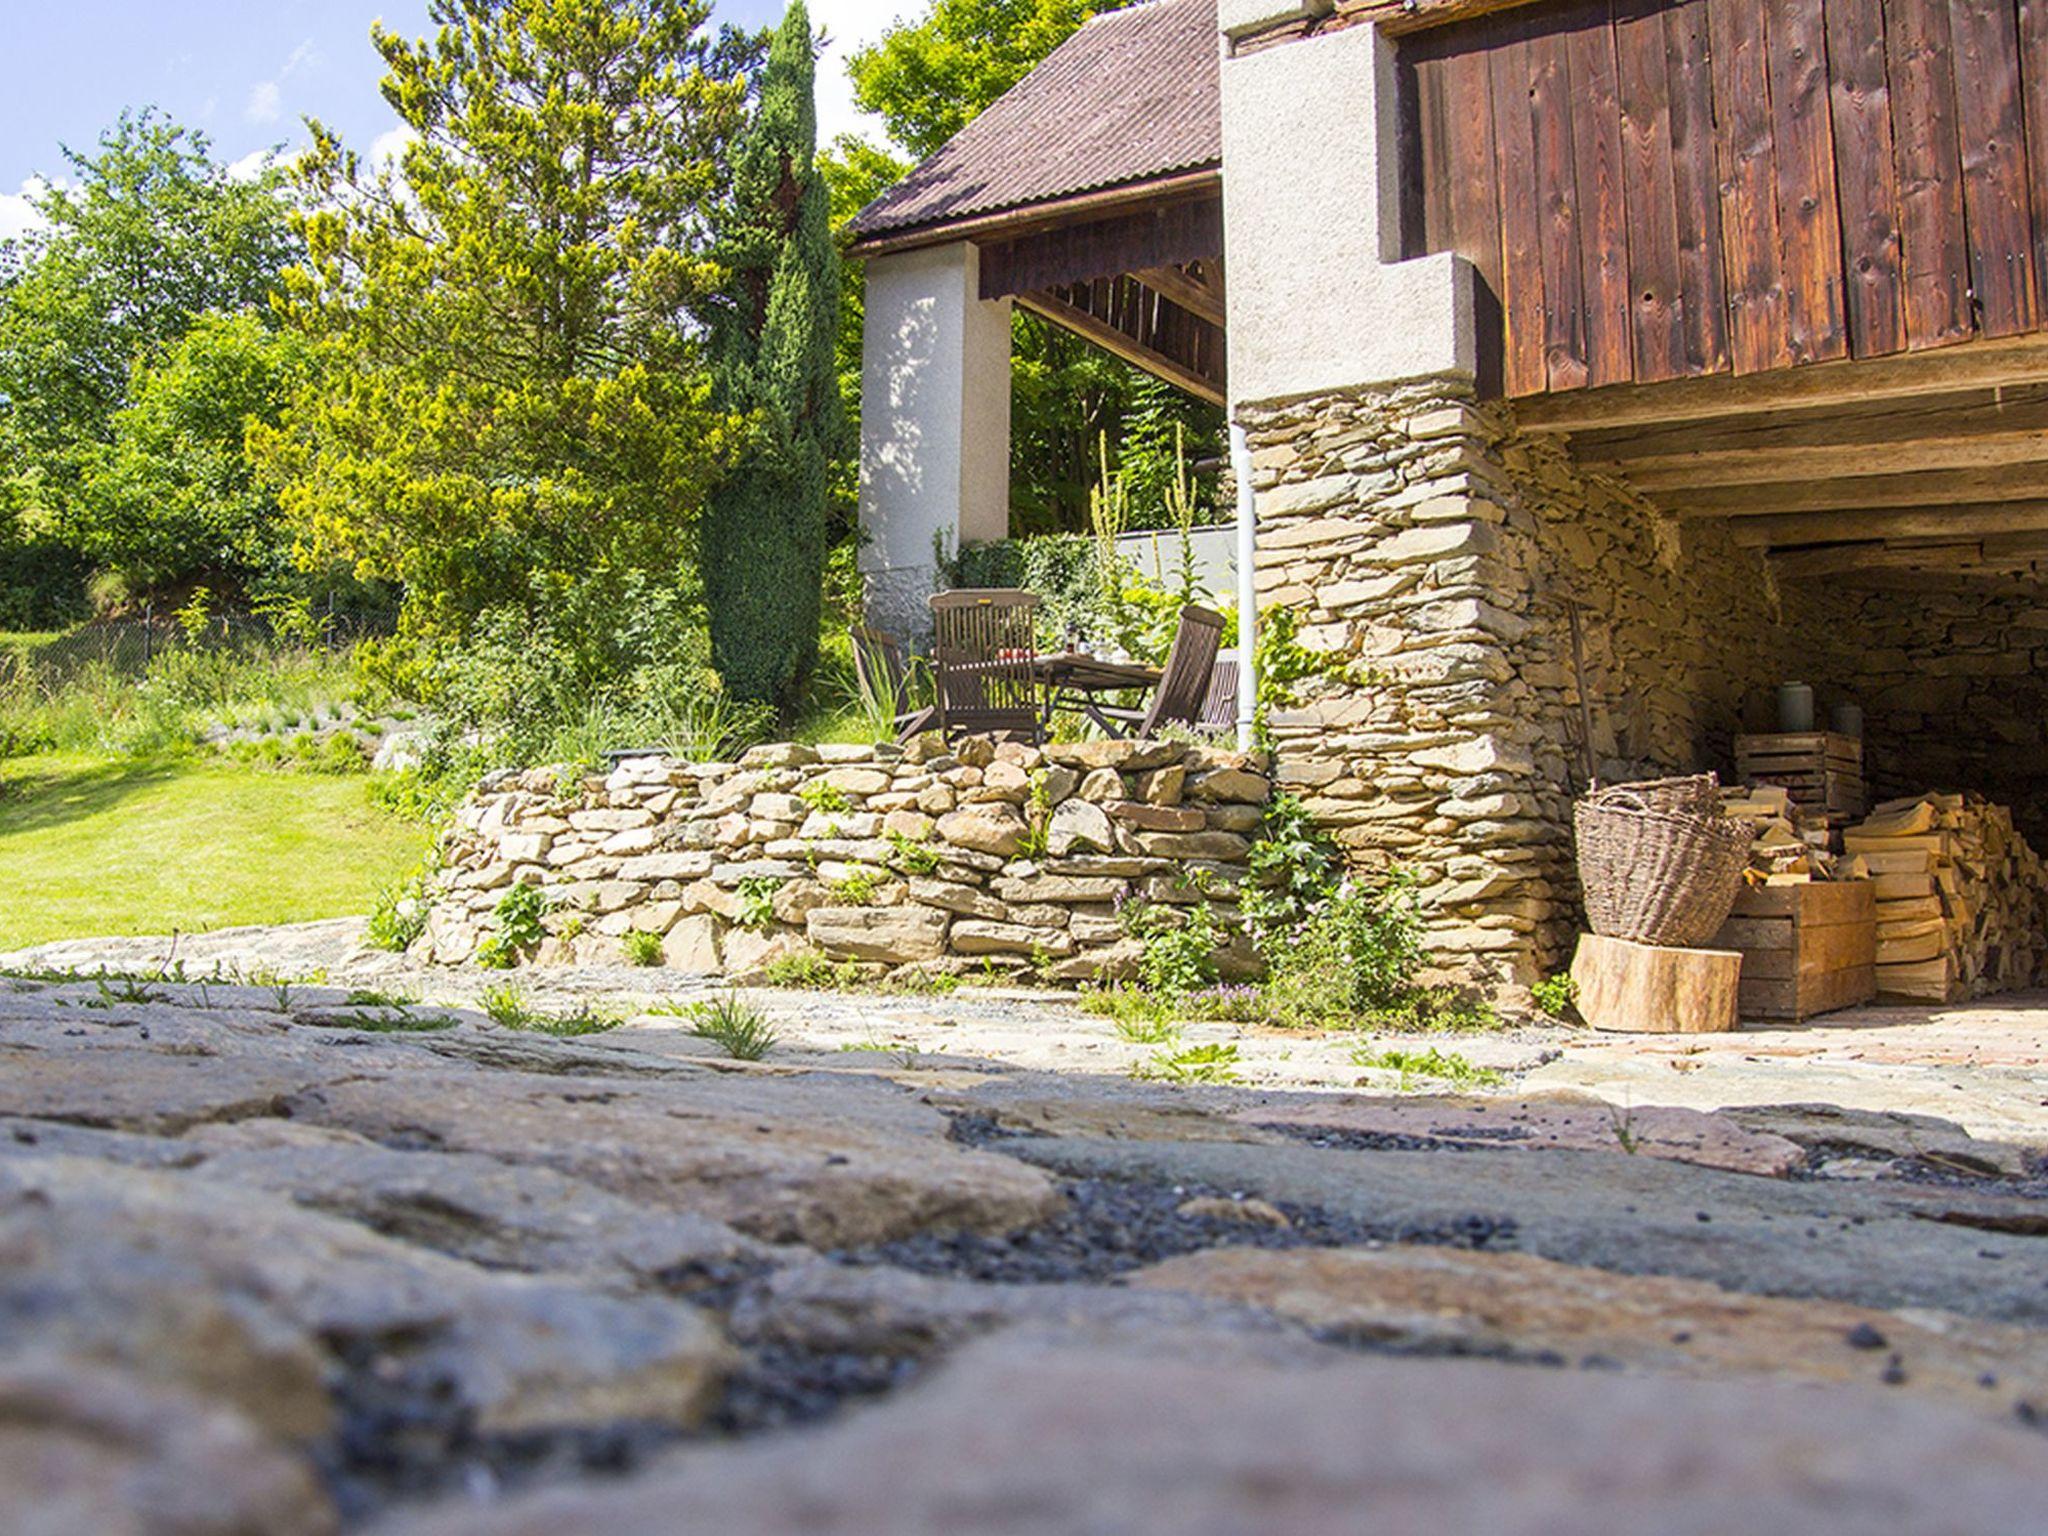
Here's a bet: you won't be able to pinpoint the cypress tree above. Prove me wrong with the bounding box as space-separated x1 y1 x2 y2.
707 0 841 713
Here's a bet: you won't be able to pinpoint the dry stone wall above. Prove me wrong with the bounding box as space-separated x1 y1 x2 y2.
416 737 1270 981
1241 378 1832 989
1806 588 2048 847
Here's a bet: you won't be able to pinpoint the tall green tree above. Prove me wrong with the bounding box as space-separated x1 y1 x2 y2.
0 111 293 613
253 0 761 676
706 1 841 711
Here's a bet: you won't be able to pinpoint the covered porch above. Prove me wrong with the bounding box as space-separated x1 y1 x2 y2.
843 0 1228 641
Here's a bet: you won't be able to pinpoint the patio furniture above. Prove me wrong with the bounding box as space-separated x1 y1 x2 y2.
849 624 936 742
929 588 1045 743
1089 604 1227 739
1199 652 1240 737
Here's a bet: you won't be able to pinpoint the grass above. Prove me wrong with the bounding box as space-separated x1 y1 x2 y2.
0 752 429 950
1131 1040 1243 1085
686 993 778 1060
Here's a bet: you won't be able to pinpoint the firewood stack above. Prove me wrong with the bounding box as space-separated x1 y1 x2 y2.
1841 793 2048 1001
1719 785 1845 882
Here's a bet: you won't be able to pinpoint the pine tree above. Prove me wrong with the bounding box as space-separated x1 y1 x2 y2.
706 0 842 712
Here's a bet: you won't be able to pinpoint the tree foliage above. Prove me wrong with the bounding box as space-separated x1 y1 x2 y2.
252 0 762 670
70 314 312 595
0 111 294 614
705 0 842 711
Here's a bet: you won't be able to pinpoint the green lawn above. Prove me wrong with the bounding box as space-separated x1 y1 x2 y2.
0 753 429 950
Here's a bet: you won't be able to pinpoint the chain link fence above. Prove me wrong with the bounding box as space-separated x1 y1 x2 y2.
8 607 393 686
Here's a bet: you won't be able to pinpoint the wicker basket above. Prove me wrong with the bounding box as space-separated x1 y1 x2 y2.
1575 775 1752 948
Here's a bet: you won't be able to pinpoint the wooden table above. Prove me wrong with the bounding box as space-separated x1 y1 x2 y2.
1032 651 1161 733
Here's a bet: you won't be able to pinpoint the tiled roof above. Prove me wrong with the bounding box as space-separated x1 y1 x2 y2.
845 0 1220 245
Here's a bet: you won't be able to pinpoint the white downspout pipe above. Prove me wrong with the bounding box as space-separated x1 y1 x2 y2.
1229 419 1257 753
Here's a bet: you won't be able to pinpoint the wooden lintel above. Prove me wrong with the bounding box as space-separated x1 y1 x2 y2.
1014 290 1227 406
1130 263 1226 326
1615 428 2048 491
1514 334 2048 434
1670 463 2048 517
1727 501 2048 547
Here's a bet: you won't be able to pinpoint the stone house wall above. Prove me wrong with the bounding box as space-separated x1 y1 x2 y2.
415 738 1271 981
1241 377 1835 989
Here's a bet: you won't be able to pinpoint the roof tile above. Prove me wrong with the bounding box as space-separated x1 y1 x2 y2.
846 0 1220 244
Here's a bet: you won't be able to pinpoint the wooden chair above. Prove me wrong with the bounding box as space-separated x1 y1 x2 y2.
928 588 1044 744
849 624 936 742
1198 653 1240 738
1093 604 1227 739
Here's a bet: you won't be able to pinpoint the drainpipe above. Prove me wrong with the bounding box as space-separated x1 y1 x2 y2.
1229 419 1257 753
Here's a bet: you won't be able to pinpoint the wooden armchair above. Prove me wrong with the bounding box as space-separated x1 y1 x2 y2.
849 624 936 743
1093 604 1227 740
928 588 1044 744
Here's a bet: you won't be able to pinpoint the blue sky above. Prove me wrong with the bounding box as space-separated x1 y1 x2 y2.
0 0 906 239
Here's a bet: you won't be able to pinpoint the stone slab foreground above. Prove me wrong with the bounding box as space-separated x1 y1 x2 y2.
385 1331 2048 1536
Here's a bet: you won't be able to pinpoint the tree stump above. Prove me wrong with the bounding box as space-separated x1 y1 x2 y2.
1569 934 1742 1034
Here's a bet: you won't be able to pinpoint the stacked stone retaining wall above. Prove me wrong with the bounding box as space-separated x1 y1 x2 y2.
1240 377 1834 990
416 737 1271 980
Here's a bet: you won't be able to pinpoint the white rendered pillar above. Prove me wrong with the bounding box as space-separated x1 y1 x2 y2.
857 241 1013 641
1218 11 1478 405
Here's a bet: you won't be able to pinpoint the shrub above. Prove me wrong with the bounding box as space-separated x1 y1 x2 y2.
687 992 778 1060
1120 896 1223 998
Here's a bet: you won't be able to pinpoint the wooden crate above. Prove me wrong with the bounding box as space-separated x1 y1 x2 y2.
1711 881 1876 1022
1734 732 1865 823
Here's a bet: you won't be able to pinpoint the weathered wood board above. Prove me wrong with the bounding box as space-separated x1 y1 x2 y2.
1711 881 1877 1021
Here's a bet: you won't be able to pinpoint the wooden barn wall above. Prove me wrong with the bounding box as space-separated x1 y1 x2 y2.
1403 0 2048 397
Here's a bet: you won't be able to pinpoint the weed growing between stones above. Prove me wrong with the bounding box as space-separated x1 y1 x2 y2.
1532 973 1579 1019
476 883 550 969
1132 1040 1243 1084
505 1004 624 1038
759 947 867 990
621 928 666 967
477 981 538 1028
687 994 778 1060
885 829 942 875
1352 1046 1505 1092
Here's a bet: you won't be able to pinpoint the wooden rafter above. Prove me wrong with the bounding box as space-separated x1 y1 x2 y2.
977 197 1222 300
1016 279 1226 405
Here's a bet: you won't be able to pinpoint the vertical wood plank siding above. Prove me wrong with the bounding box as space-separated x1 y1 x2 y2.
1405 0 2048 395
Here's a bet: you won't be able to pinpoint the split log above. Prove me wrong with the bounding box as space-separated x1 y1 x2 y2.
1570 934 1742 1034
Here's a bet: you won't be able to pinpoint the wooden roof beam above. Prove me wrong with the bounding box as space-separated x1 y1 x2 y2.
1668 463 2048 517
1727 501 2048 547
1514 334 2048 434
1609 428 2048 492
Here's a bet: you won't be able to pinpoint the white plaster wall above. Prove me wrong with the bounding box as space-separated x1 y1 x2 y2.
858 242 1013 639
1220 23 1477 406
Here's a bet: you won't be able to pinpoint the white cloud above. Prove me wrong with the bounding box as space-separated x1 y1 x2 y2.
370 125 419 167
0 177 55 244
246 80 282 124
810 0 909 149
226 149 279 183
